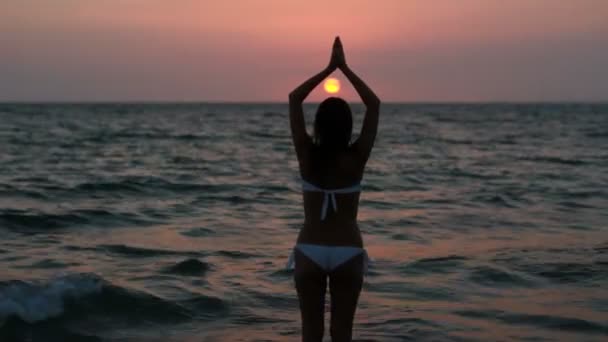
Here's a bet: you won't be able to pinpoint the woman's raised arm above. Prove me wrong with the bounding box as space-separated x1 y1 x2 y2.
288 39 341 161
337 38 381 163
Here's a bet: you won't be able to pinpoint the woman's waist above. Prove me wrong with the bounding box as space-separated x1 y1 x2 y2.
297 221 363 247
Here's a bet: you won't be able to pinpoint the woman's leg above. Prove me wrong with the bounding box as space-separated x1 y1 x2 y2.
328 253 364 342
294 249 327 342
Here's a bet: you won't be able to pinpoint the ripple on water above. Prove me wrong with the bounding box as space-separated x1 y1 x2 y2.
72 178 225 196
213 250 259 259
454 309 608 335
179 227 215 237
519 156 588 166
493 247 608 284
17 259 79 269
231 313 291 325
595 245 608 254
242 289 298 311
368 281 459 301
0 210 89 230
96 244 204 258
0 208 155 232
177 294 229 320
399 255 469 275
161 259 210 277
534 262 607 284
468 265 536 287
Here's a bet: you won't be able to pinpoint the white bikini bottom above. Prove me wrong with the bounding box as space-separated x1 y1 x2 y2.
286 243 369 273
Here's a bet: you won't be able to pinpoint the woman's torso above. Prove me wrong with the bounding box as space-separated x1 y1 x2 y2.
297 145 365 247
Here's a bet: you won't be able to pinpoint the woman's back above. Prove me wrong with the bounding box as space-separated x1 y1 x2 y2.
297 144 367 246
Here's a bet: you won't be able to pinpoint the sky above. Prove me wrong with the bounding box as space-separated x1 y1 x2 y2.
1 0 607 102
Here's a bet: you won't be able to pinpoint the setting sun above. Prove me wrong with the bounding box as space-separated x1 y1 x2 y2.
323 78 340 94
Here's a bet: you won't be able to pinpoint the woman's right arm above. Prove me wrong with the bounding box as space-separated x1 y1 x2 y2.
341 62 381 163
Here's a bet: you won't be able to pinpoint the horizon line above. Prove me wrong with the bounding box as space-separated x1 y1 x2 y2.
1 100 607 105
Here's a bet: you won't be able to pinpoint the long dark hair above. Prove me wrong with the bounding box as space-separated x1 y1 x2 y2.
313 97 353 155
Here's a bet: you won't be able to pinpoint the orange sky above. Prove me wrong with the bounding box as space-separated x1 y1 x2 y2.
1 0 607 102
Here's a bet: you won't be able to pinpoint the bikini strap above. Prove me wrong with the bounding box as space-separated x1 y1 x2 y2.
301 180 361 220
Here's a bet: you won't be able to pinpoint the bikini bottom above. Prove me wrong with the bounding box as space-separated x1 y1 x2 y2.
286 243 370 273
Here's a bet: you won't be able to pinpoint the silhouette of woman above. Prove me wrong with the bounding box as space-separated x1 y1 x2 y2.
287 36 380 341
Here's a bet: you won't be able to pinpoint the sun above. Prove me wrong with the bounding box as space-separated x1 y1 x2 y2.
323 78 340 94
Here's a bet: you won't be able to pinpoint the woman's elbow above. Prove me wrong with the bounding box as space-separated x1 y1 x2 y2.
289 91 302 103
367 98 381 110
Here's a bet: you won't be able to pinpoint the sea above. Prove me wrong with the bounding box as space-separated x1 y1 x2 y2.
0 103 607 342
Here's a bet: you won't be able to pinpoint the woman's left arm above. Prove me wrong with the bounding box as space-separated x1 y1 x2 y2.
288 66 334 158
288 38 340 161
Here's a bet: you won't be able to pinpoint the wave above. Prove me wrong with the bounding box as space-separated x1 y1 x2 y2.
6 177 232 201
0 210 89 230
519 156 587 166
0 318 102 342
71 177 224 196
493 249 608 284
585 131 608 138
534 262 606 284
400 255 469 275
19 259 76 269
72 181 143 194
595 245 608 254
84 131 211 142
454 309 608 334
0 209 153 231
558 201 597 210
96 244 204 258
0 273 103 324
162 259 210 276
170 156 203 165
0 273 227 327
471 194 520 208
371 281 460 301
213 250 259 259
468 265 535 287
444 168 501 180
0 183 48 200
180 227 215 238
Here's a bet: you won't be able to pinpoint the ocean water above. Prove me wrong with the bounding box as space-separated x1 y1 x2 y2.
0 103 607 342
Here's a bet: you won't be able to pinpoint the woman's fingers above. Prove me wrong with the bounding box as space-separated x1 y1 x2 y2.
333 37 346 67
329 40 338 69
329 36 345 69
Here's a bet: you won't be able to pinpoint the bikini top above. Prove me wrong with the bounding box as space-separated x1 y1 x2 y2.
301 179 362 220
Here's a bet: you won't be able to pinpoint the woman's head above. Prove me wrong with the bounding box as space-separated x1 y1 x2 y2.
313 97 352 152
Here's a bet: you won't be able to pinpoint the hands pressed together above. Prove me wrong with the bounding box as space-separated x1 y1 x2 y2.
289 35 378 109
328 36 347 71
290 35 380 159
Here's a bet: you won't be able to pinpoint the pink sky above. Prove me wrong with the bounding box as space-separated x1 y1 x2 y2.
1 0 607 102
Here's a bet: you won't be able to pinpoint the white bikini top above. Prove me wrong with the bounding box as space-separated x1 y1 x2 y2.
301 179 361 220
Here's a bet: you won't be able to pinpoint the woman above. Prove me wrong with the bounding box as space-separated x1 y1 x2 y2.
287 37 380 342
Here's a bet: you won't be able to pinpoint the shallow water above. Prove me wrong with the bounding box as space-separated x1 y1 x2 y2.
0 103 607 341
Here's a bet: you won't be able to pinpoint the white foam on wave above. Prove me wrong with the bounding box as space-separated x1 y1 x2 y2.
0 273 103 323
